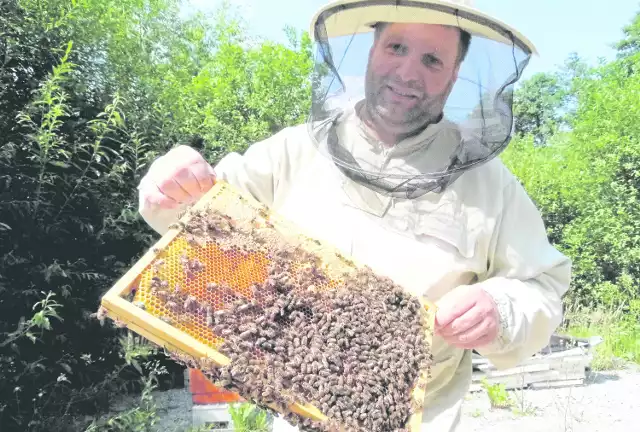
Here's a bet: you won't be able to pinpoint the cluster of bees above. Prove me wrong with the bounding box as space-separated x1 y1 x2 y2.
146 207 433 431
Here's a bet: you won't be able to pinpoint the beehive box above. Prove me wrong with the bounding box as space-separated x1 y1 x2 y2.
99 181 436 432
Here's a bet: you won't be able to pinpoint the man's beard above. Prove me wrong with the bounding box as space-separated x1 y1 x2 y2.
363 72 451 140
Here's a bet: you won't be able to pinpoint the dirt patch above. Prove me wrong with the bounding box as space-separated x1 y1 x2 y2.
459 368 640 432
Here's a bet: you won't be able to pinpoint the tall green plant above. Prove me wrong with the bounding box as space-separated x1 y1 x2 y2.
228 403 270 432
1 0 315 429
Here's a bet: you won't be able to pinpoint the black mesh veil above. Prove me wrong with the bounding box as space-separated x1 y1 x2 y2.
306 0 534 199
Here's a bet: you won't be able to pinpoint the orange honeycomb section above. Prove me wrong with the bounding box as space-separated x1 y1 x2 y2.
132 236 274 350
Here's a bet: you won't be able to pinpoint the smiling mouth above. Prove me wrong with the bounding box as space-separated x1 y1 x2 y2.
386 85 419 99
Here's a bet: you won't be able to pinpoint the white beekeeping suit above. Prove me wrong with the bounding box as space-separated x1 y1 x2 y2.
138 1 572 431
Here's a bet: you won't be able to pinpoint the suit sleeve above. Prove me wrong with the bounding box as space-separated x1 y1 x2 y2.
138 129 291 236
474 176 572 370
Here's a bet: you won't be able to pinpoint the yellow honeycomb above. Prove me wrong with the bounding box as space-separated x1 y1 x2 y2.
103 181 436 432
133 237 271 350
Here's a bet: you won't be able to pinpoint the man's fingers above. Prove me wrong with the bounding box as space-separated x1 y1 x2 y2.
142 188 180 209
439 316 498 350
435 292 476 330
455 318 492 343
138 168 183 208
165 165 202 201
438 307 483 338
138 145 215 210
189 162 216 193
453 332 495 350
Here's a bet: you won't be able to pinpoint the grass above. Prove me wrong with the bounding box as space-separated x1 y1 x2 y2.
479 378 538 417
84 374 159 432
480 379 514 410
470 408 483 418
560 305 640 370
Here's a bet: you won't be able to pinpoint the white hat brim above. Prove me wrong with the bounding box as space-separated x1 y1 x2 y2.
309 0 538 56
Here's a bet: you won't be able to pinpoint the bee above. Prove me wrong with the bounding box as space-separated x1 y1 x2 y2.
153 290 168 302
239 328 257 340
237 302 253 313
214 309 229 318
183 295 199 313
168 221 185 230
238 341 253 350
198 302 212 315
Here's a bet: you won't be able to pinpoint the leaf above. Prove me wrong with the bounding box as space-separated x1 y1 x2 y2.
48 160 70 168
60 362 73 374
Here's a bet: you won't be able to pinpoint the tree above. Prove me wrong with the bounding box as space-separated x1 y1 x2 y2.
615 9 640 58
512 72 569 145
503 36 640 311
0 1 314 430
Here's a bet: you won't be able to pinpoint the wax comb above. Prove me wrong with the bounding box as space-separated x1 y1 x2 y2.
99 181 436 432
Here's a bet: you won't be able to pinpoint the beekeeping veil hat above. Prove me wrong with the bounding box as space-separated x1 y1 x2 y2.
307 0 537 200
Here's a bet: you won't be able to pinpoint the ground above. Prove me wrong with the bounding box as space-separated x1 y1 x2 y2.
458 368 640 432
102 366 640 431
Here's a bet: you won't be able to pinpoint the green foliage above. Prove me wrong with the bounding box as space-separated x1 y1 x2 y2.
1 291 63 347
0 0 313 430
504 10 640 320
480 379 513 409
144 8 313 163
228 403 270 432
84 367 160 432
513 72 569 145
562 305 640 370
615 9 640 58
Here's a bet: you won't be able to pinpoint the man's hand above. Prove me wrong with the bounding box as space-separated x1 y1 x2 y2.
434 285 501 350
138 145 216 209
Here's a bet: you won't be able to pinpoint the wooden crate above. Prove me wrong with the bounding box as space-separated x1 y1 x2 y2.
470 343 598 392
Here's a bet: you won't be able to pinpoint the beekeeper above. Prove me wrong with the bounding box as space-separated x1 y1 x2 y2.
137 0 572 430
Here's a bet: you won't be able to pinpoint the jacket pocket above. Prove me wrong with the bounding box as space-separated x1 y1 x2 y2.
385 195 481 260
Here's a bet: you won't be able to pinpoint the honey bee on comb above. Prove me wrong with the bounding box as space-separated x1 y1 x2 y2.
100 182 435 432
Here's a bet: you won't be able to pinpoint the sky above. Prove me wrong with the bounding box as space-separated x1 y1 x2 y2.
184 0 640 80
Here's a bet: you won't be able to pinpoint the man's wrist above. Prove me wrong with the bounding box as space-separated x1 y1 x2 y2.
479 282 512 349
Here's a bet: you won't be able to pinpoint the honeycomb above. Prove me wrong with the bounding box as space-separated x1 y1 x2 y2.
102 181 435 432
133 236 271 350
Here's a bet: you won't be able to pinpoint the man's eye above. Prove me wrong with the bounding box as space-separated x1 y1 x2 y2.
388 43 407 55
422 54 442 68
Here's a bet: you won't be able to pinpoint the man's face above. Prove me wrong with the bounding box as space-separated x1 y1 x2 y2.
364 23 462 137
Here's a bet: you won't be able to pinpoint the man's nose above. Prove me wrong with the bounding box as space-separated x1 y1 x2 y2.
394 55 422 84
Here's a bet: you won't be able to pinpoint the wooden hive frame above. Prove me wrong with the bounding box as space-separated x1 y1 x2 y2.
100 180 437 431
